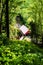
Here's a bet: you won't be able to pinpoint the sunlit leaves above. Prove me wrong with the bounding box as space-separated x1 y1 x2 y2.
0 40 43 65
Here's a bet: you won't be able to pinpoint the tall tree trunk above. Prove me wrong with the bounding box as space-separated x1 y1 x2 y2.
5 0 9 38
0 19 1 34
0 0 2 34
0 0 6 34
0 17 1 34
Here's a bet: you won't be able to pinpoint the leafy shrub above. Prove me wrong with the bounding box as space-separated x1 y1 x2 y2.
0 40 43 65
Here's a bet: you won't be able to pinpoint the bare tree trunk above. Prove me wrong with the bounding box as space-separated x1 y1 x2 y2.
0 0 2 34
5 0 9 38
0 20 1 34
0 0 6 34
0 9 1 34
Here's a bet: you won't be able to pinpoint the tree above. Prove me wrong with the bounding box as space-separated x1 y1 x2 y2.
29 0 43 44
0 0 2 34
0 0 6 34
5 0 9 38
0 17 1 34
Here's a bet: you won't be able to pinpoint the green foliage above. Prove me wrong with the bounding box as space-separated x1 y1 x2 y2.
9 0 43 39
1 0 43 39
0 40 43 65
0 1 43 65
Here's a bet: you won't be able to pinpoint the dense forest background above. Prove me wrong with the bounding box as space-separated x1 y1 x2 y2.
0 0 43 40
0 0 43 65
